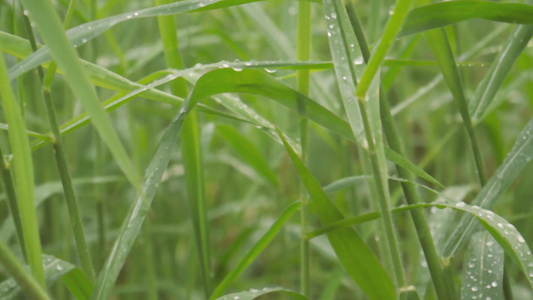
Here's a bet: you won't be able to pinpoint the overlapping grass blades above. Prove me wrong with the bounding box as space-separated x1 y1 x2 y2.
277 129 396 300
400 1 533 37
18 0 142 195
0 47 44 286
461 232 504 300
444 116 533 257
215 287 308 300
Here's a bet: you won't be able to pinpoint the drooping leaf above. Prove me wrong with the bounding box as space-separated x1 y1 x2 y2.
400 1 533 37
215 287 309 300
277 129 396 300
444 116 533 257
461 232 504 300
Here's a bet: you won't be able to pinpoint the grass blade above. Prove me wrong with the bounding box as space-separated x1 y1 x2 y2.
7 0 266 80
277 128 396 300
400 1 533 37
18 0 142 194
0 48 44 286
0 241 49 300
470 25 533 122
461 232 504 300
444 116 533 257
384 147 444 188
210 202 300 299
423 28 487 186
90 103 188 299
61 269 93 300
215 287 309 300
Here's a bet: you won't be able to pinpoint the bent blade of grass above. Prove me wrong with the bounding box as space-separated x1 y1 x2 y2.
210 202 300 299
18 0 141 194
7 0 268 80
354 0 412 100
444 116 533 257
277 129 396 300
423 28 486 186
0 49 43 286
384 148 444 188
61 268 93 300
0 254 91 300
400 1 533 38
215 287 309 300
461 232 504 300
217 125 279 187
470 25 533 122
89 103 189 299
0 242 49 300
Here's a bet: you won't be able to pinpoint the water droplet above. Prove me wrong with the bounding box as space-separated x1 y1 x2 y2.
497 223 503 229
134 12 139 16
23 10 29 16
126 15 132 19
342 76 347 81
518 236 525 243
491 281 497 287
327 31 332 37
331 12 337 19
82 38 88 43
456 201 465 208
471 286 478 292
354 56 364 65
265 68 276 73
232 67 243 72
56 265 63 271
468 262 475 268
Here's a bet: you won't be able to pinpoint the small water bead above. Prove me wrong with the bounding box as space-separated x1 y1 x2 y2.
327 31 332 37
491 281 498 287
468 262 475 268
265 68 276 73
471 286 478 292
497 223 503 229
518 235 525 243
56 265 63 271
353 56 364 65
222 62 230 68
233 297 239 300
329 24 334 29
23 10 29 16
342 76 347 81
126 15 133 19
331 12 337 19
455 201 465 208
82 38 88 43
134 12 139 16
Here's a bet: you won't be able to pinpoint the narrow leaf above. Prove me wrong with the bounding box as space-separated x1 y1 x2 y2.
277 129 396 300
215 287 309 300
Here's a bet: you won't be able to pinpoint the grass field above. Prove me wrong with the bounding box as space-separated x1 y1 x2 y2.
1 0 533 299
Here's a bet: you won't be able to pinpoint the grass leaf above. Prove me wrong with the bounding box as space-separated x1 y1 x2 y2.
277 129 396 300
400 1 533 37
215 287 309 300
444 116 533 257
461 232 504 300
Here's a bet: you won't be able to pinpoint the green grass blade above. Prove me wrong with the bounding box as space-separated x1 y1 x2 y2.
354 0 412 100
0 241 49 300
444 116 533 257
423 28 487 186
215 287 309 300
7 0 266 80
18 0 141 194
90 104 188 299
400 1 533 37
210 202 300 299
461 232 504 300
0 49 44 286
469 25 533 122
277 129 396 300
384 147 444 188
217 125 279 187
61 269 93 300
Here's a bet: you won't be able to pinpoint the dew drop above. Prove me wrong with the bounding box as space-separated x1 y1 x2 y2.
23 10 29 16
491 281 497 287
331 12 337 19
456 201 465 208
56 265 63 271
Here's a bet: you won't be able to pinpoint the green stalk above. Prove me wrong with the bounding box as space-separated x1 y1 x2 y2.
346 3 454 298
0 239 49 300
20 1 96 283
0 145 26 259
347 0 412 289
155 0 212 296
297 0 311 296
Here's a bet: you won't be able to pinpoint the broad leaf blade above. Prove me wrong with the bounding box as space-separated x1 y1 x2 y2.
400 1 533 37
277 129 396 300
444 116 533 257
461 232 504 300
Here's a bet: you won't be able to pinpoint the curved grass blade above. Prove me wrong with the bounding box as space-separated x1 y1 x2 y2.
322 175 372 194
400 1 533 37
18 0 142 194
384 148 444 188
217 125 279 187
0 254 92 300
0 242 49 300
0 47 44 286
89 104 188 299
277 129 396 300
424 28 487 186
210 202 300 299
461 232 504 300
469 25 533 122
444 116 533 257
215 287 309 300
7 0 268 80
61 268 93 300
